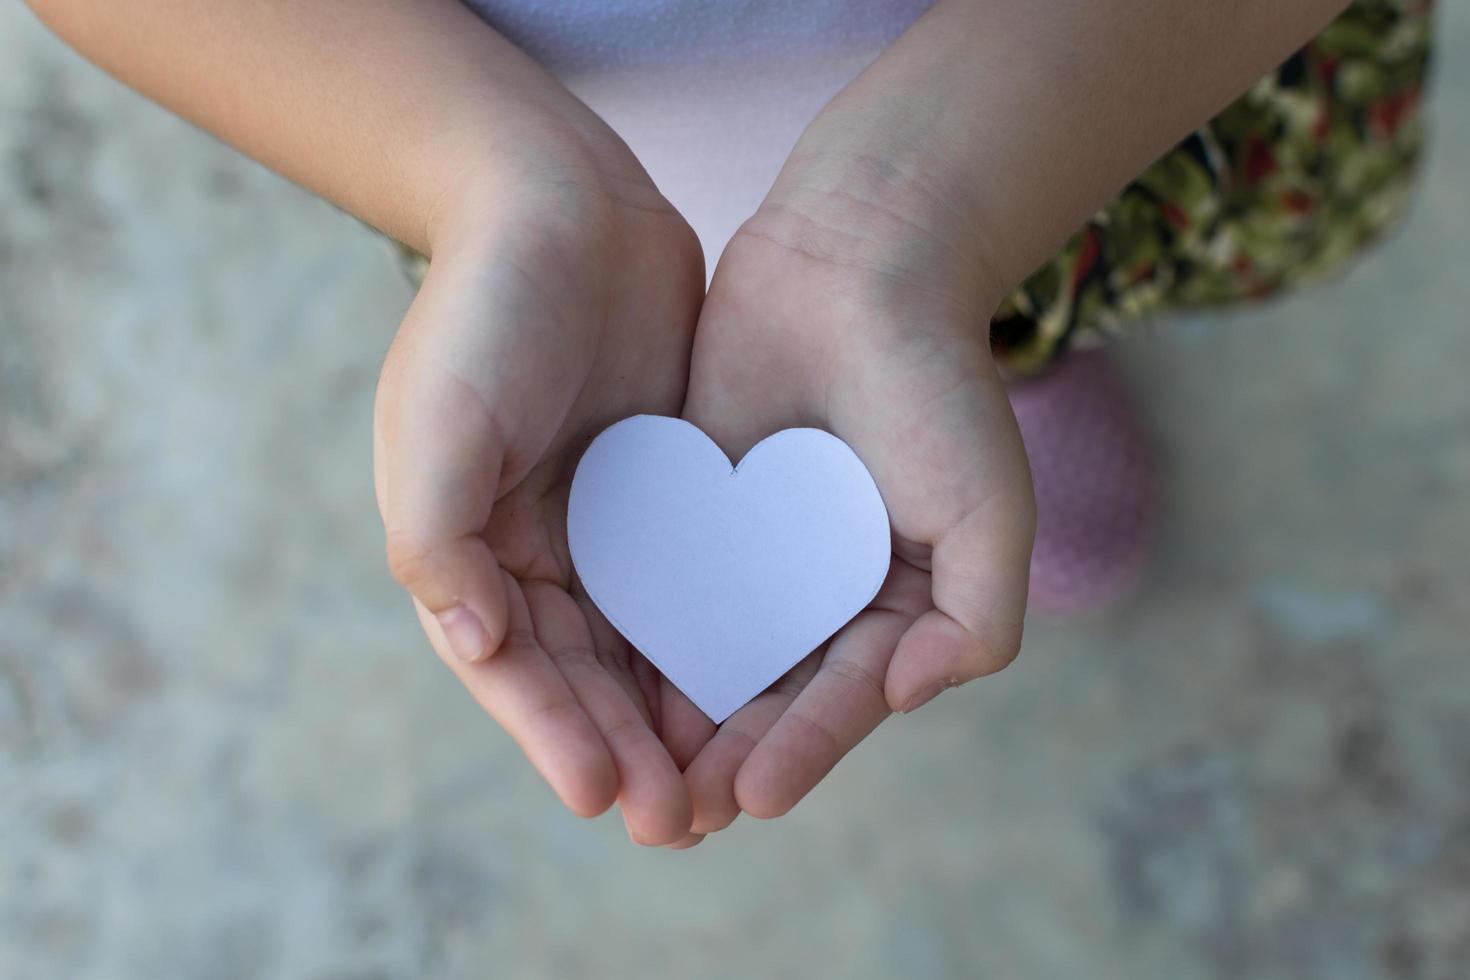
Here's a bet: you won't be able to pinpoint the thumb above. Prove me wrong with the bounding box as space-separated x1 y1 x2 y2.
885 494 1034 713
373 313 510 667
881 375 1036 712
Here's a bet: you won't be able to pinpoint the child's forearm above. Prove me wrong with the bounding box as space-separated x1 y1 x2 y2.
25 0 626 255
766 0 1353 297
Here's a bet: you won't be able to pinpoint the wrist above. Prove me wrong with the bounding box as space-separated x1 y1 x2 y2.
748 133 1008 324
425 114 666 261
746 0 1030 308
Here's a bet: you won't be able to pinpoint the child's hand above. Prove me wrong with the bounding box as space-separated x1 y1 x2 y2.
679 169 1036 833
373 151 712 845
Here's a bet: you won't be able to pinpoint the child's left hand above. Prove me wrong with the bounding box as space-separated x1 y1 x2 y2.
677 161 1037 835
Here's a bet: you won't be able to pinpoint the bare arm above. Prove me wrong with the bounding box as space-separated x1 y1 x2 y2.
676 1 1354 824
26 0 713 842
761 0 1353 296
24 0 640 255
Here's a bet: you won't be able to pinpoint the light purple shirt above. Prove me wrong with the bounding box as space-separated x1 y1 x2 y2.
462 0 934 271
465 0 933 73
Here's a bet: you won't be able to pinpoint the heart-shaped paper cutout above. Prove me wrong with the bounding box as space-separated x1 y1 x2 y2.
567 415 891 723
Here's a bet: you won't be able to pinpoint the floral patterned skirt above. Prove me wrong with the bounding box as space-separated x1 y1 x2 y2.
991 0 1435 374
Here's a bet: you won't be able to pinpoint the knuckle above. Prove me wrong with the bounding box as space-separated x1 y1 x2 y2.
500 628 541 652
384 529 438 593
780 711 841 760
600 716 650 748
546 643 601 675
822 658 887 707
769 672 810 702
526 698 588 734
977 620 1025 676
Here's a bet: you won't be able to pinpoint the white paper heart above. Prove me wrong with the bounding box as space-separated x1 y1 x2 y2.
567 415 891 723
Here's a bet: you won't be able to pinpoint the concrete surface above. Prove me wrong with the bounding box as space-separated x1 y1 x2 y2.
2 4 1468 979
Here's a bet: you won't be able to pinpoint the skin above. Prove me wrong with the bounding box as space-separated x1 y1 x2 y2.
25 0 715 846
27 0 1351 848
376 170 710 845
674 0 1354 840
679 187 1034 835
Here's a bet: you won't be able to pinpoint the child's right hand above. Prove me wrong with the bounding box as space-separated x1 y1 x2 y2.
372 142 712 845
32 0 721 842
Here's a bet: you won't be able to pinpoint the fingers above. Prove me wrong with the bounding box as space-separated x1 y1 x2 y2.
678 560 929 833
683 653 822 834
418 574 617 818
730 557 935 819
375 331 511 666
375 246 596 665
735 609 904 818
524 583 692 846
884 495 1034 713
389 527 508 665
658 676 718 771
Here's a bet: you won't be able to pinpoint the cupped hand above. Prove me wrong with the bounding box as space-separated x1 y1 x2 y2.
373 147 716 845
679 180 1036 835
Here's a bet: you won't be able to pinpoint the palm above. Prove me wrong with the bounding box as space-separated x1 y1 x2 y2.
375 178 714 844
679 228 1035 830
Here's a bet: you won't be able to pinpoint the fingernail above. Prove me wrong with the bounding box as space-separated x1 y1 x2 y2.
901 682 946 714
622 811 652 847
438 606 487 663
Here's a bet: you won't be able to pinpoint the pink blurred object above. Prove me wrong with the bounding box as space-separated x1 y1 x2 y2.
1008 349 1157 615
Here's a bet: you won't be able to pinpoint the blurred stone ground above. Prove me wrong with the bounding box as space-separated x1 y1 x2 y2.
2 4 1468 979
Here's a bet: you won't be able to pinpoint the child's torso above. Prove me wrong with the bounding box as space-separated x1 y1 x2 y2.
465 0 933 75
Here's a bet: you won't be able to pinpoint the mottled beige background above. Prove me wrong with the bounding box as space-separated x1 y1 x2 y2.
2 5 1468 979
